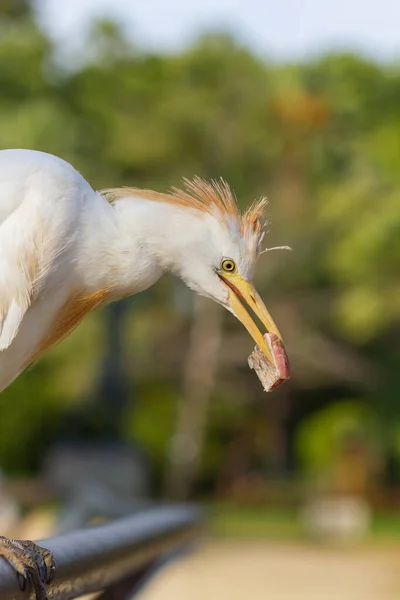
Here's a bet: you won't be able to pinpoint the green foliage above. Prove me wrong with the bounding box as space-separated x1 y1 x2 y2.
210 503 400 541
0 5 399 487
296 401 379 474
210 504 301 539
0 361 63 472
125 382 179 470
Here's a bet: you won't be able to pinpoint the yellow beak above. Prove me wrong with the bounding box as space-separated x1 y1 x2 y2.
219 272 283 364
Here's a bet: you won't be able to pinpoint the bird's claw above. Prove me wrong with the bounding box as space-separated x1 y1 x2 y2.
0 536 55 600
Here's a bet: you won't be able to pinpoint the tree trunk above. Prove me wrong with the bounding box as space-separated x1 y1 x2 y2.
165 296 223 499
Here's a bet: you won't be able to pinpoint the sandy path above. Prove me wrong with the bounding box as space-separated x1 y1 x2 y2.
140 540 400 600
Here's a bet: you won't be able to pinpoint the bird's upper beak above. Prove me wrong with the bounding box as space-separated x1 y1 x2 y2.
218 271 285 365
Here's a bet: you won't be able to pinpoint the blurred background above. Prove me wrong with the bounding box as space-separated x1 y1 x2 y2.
1 0 400 597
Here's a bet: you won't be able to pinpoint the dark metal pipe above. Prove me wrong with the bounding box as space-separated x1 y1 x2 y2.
0 505 203 600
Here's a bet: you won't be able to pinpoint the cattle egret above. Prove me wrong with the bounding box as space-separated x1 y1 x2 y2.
0 149 288 599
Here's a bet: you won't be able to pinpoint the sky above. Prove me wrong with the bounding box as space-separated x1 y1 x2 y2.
37 0 400 62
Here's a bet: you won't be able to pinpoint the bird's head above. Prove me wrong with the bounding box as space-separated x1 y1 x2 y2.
104 177 287 365
170 178 285 364
153 178 285 363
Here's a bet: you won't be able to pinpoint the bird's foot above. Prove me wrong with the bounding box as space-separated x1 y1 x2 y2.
0 536 55 600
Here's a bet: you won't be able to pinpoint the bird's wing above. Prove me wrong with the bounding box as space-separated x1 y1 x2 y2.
0 193 36 350
0 149 92 352
0 178 55 351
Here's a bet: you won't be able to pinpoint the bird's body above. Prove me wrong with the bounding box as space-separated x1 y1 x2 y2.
0 149 163 390
0 148 288 600
0 150 92 389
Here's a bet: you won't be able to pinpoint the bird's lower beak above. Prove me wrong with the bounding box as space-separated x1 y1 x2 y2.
219 273 284 365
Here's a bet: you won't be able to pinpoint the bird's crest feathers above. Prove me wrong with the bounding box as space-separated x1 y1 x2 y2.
102 177 267 252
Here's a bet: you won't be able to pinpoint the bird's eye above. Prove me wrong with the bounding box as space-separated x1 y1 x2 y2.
221 259 236 273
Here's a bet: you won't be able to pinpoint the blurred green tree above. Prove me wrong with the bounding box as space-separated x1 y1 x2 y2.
0 5 399 498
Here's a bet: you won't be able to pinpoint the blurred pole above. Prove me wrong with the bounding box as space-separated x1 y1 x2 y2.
165 296 223 500
98 301 130 439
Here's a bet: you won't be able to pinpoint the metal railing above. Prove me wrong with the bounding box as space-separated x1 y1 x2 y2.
0 505 203 600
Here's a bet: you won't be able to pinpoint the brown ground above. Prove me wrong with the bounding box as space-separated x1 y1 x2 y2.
140 540 400 600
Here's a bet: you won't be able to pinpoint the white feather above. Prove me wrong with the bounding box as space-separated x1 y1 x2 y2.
0 300 26 350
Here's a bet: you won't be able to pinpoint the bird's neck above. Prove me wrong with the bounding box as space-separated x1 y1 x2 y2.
79 192 201 301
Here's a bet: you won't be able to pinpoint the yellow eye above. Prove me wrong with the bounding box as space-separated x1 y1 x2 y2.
221 259 236 273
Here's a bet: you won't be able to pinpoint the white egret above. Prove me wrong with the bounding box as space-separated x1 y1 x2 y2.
0 149 288 599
